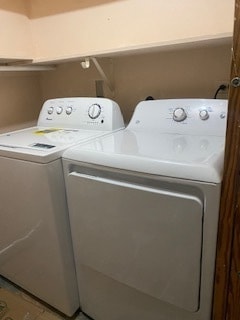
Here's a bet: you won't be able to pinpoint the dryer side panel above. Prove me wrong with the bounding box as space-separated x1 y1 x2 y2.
67 171 203 312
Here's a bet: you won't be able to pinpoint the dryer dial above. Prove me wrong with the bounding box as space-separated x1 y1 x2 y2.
173 108 187 122
199 109 209 120
88 104 101 119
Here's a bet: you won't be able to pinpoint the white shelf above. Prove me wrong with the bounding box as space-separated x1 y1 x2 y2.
0 0 234 67
31 34 233 65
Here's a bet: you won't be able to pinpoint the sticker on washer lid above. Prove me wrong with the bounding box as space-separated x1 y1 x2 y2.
31 143 55 149
34 128 60 135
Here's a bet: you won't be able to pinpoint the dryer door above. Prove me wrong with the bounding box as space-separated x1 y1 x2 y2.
67 170 203 312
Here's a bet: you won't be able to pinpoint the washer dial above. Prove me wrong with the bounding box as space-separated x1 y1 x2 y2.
88 103 101 119
173 108 187 122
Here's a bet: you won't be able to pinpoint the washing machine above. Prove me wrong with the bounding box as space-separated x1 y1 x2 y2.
0 97 124 316
63 99 228 320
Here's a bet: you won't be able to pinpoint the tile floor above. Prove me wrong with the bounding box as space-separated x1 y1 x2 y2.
0 276 89 320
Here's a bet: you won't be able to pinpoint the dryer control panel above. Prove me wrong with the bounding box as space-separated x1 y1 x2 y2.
128 99 228 137
37 97 124 131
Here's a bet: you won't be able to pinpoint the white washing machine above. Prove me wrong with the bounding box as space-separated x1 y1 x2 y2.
63 99 228 320
0 97 124 316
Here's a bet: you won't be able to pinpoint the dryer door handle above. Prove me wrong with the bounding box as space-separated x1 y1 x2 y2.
68 171 203 204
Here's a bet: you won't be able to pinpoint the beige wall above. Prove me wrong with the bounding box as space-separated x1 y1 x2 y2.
0 42 231 129
0 1 232 132
0 72 42 129
39 43 232 122
0 0 33 59
29 0 234 62
0 0 234 63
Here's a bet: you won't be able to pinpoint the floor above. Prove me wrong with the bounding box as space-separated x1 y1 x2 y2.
0 276 89 320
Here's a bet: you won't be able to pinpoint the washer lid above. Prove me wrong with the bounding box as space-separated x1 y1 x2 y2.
63 129 226 183
0 126 109 163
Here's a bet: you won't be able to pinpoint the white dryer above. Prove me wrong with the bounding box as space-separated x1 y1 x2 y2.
0 97 124 316
63 99 228 320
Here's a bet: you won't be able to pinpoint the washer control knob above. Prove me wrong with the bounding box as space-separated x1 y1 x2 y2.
66 106 73 115
199 109 209 120
173 108 187 122
47 106 54 115
88 103 101 119
56 106 63 115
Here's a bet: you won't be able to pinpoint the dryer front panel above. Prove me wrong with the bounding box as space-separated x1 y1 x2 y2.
67 170 203 312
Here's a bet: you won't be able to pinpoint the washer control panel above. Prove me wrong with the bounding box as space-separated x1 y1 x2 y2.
129 99 228 136
37 97 124 131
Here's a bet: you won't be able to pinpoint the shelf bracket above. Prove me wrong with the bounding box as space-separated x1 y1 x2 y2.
81 57 114 95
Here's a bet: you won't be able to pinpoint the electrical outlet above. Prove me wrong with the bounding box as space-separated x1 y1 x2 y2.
214 81 229 99
214 80 229 88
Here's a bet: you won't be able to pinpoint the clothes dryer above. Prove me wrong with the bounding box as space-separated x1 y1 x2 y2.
63 99 227 320
0 97 124 316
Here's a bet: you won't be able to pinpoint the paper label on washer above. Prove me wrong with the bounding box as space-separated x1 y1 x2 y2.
34 128 60 135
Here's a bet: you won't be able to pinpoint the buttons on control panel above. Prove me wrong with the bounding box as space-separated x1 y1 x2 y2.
46 102 104 121
171 105 227 124
47 105 73 116
56 106 63 115
47 106 54 115
45 102 104 120
66 106 73 115
173 108 187 122
220 112 226 119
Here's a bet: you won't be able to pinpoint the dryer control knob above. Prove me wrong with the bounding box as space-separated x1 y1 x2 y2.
56 106 63 114
199 109 209 120
173 108 187 122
